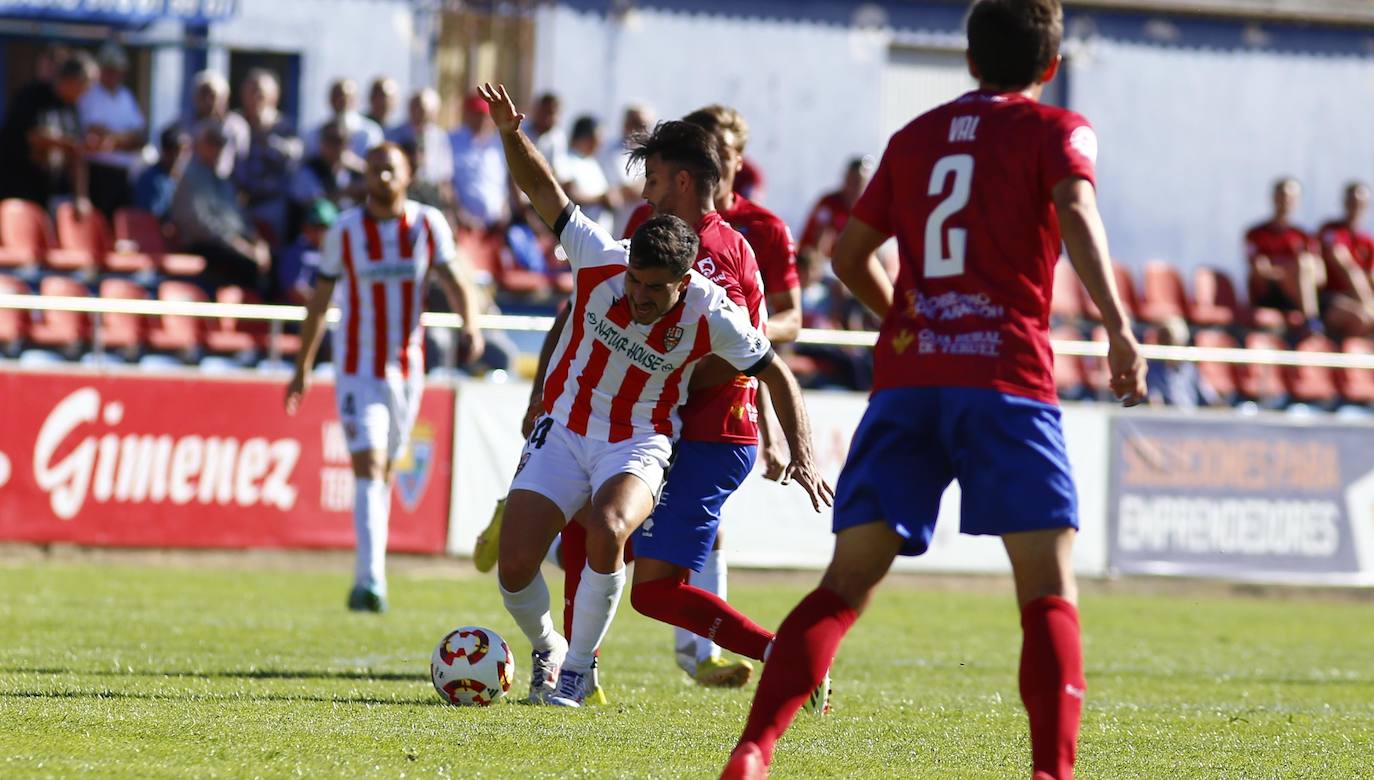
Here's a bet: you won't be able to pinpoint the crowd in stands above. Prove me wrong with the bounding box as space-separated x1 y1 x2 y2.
1 45 1372 411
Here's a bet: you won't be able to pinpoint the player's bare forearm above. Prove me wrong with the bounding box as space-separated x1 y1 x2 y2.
765 288 802 344
831 217 893 319
293 277 337 376
496 128 569 230
434 260 483 331
531 306 570 403
757 359 812 464
1054 178 1131 336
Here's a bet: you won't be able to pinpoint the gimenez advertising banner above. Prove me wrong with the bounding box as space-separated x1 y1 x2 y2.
1108 414 1374 584
0 369 453 553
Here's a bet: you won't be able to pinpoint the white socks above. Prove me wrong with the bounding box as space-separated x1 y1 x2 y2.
353 477 389 593
681 549 727 663
500 571 560 654
564 563 626 673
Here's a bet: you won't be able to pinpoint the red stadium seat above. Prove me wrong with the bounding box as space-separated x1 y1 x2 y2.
204 285 259 355
1190 267 1243 328
1082 262 1139 322
1051 259 1084 323
1337 338 1374 405
1140 261 1188 323
0 199 57 269
0 274 30 348
147 281 206 352
1193 329 1240 401
29 275 90 350
55 202 157 275
1238 332 1289 403
1050 326 1086 398
113 207 206 276
96 278 149 352
1285 335 1340 407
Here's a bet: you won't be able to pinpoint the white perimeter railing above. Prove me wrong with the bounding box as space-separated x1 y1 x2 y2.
4 292 1374 370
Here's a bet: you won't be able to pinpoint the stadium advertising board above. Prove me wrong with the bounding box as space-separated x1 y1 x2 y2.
0 370 452 553
1108 415 1374 584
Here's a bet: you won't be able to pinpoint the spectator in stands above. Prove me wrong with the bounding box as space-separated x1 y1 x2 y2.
1245 177 1325 332
449 92 509 231
172 122 272 294
799 156 873 260
524 92 566 171
366 76 399 130
33 42 71 83
601 102 653 236
1145 316 1218 409
233 68 301 245
174 71 248 178
312 78 384 160
1317 182 1374 338
734 155 765 202
0 50 96 210
387 88 454 187
77 43 146 218
290 119 366 214
277 198 337 305
132 126 189 222
790 247 865 389
557 114 618 230
398 139 455 216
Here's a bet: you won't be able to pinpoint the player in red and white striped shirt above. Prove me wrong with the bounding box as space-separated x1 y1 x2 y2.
285 143 485 612
477 83 828 709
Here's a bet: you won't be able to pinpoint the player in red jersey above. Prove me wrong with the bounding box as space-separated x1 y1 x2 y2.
285 143 485 612
1245 177 1325 331
620 104 805 678
477 84 829 708
1317 182 1374 338
798 156 872 260
720 2 1146 778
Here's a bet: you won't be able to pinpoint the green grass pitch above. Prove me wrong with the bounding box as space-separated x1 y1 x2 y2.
2 557 1372 778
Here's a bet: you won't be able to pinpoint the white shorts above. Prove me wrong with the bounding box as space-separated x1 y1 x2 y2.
509 416 673 521
334 373 425 461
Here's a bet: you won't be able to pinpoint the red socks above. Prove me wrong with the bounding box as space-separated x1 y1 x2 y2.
736 587 856 764
559 523 587 638
630 576 774 661
1019 596 1085 780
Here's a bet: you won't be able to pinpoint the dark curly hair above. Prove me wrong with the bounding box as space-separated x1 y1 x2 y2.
629 214 699 279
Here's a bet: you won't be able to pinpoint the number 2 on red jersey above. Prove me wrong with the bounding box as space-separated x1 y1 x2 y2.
924 154 973 279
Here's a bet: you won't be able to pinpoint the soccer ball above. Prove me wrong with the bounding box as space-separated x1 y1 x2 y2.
430 626 515 706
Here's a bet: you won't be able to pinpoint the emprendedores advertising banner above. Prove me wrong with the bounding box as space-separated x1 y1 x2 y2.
1108 413 1374 584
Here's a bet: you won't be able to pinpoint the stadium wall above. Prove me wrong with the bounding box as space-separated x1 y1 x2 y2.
531 1 1374 286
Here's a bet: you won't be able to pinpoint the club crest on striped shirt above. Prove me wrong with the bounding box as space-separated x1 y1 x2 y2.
662 326 684 351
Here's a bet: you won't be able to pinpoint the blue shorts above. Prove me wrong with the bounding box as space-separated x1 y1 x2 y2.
833 387 1077 556
632 440 757 571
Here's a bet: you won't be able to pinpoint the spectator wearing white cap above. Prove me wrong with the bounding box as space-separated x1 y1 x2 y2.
77 42 146 218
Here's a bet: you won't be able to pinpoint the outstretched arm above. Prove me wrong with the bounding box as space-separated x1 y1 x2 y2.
477 83 570 230
755 357 834 512
1054 177 1146 405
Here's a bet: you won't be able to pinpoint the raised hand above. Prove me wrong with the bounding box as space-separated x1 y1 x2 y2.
477 83 524 135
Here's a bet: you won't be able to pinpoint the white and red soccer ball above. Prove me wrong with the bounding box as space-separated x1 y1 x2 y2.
430 626 514 706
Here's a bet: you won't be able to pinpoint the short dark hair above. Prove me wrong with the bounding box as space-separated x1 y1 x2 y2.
571 115 598 143
629 215 699 279
967 0 1062 90
627 120 721 199
57 50 96 82
159 125 188 150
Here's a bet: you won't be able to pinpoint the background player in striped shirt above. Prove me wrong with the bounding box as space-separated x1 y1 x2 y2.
477 83 829 708
284 143 485 613
722 1 1147 777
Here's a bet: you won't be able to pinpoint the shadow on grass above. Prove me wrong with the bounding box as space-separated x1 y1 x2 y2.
2 667 420 682
0 688 444 706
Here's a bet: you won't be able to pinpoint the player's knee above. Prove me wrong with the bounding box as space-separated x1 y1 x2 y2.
586 506 636 545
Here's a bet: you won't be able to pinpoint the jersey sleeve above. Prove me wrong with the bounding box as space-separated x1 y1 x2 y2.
757 219 800 293
555 203 627 271
423 207 459 266
316 222 345 280
850 144 896 237
706 290 775 375
1043 112 1098 192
